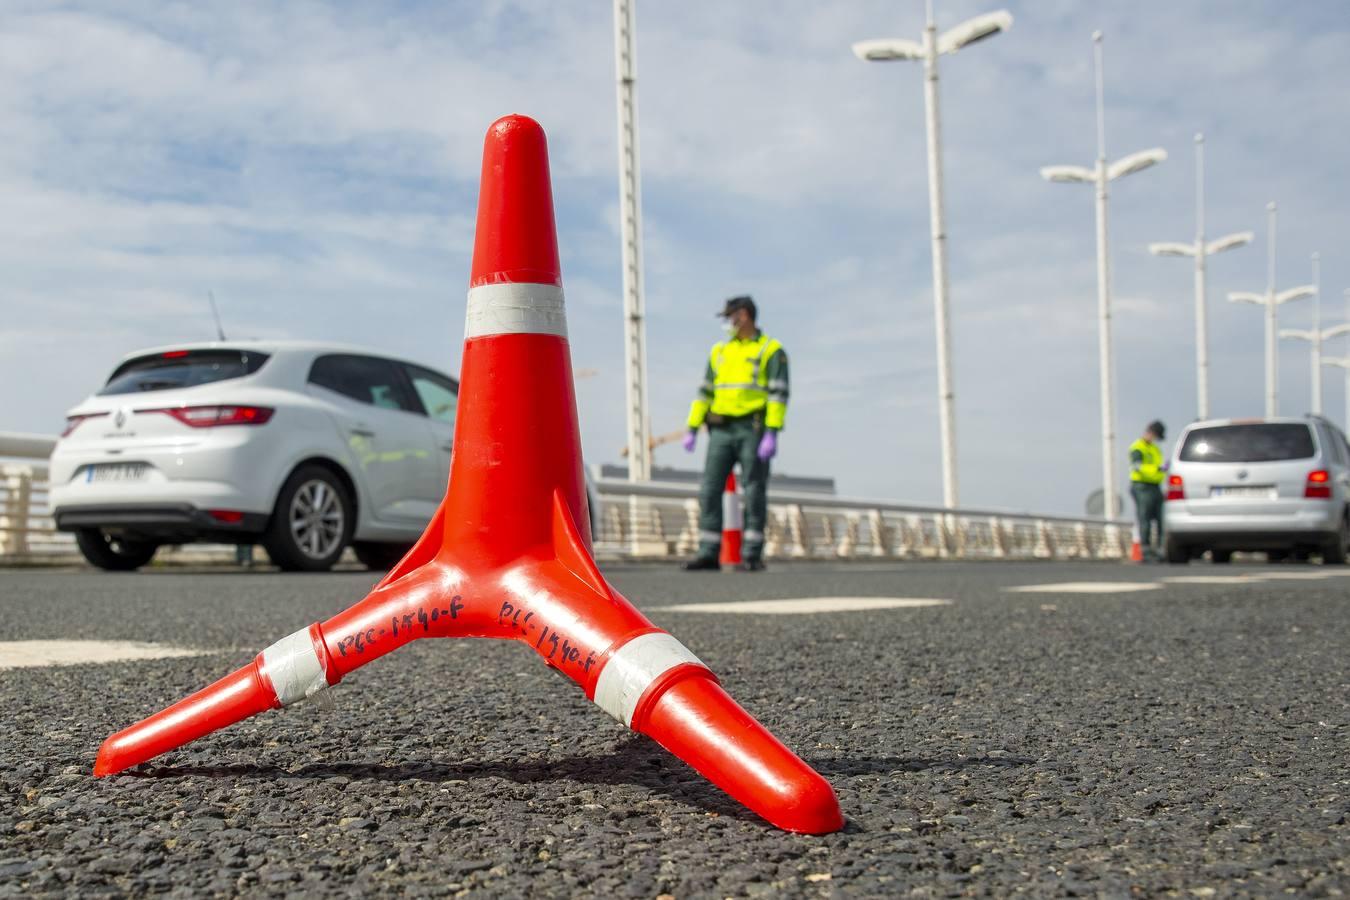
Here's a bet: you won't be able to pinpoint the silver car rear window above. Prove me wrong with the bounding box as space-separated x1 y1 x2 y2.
1178 424 1315 462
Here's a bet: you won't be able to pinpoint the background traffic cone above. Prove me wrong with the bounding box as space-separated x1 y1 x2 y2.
719 472 742 566
94 114 843 836
1130 521 1143 562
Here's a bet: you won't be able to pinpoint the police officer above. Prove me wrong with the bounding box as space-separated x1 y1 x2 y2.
682 295 788 571
1129 420 1167 562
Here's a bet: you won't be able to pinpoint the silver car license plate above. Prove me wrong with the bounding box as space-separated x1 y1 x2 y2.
86 463 149 483
1210 485 1276 499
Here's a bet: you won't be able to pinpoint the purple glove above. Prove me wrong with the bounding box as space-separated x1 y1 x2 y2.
757 430 777 461
682 430 697 453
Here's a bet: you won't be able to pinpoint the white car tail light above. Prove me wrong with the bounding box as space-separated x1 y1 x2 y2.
138 405 275 428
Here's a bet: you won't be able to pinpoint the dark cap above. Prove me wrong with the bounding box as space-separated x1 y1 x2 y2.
1147 420 1166 439
717 295 757 320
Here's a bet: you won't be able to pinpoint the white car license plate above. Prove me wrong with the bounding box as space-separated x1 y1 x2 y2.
86 463 149 483
1210 485 1276 499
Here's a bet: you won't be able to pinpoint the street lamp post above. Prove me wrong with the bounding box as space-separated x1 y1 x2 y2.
1324 350 1350 432
1336 289 1350 429
1227 203 1315 417
1148 133 1252 421
1322 290 1350 429
1277 254 1347 416
852 1 1013 510
612 0 652 481
1040 31 1166 521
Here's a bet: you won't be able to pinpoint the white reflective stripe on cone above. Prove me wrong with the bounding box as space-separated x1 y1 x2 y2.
260 627 327 706
593 632 707 727
465 283 567 338
722 490 743 529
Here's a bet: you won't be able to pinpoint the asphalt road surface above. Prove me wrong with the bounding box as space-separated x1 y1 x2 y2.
2 560 1348 898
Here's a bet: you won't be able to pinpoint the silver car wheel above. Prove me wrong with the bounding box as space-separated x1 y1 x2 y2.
289 479 345 560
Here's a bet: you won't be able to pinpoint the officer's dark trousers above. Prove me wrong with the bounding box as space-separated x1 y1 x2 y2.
696 417 770 563
1131 482 1164 559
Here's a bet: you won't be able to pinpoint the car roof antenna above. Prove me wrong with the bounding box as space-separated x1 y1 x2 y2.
206 290 227 341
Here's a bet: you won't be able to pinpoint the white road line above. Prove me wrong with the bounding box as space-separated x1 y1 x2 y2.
1010 570 1350 595
1249 571 1350 581
655 597 951 615
0 640 210 670
1160 575 1258 585
1004 582 1162 594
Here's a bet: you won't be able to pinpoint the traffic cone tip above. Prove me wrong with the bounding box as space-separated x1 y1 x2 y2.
469 113 562 289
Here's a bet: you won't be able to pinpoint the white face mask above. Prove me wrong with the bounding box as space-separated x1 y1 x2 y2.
724 322 738 338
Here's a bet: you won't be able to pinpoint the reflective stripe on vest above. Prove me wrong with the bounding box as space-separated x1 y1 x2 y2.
708 334 782 419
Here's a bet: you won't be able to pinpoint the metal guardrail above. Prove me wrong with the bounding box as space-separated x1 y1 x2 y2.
1 432 67 561
0 431 1130 566
1 462 68 559
589 478 1132 561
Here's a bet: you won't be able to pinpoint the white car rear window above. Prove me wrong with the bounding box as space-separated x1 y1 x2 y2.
100 350 269 395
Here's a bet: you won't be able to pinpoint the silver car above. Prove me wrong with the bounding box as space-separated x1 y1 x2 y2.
1162 416 1350 564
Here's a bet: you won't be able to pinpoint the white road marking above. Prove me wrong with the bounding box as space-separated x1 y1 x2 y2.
0 640 210 670
1250 571 1350 581
656 597 950 615
1005 581 1161 594
1160 575 1258 585
1009 569 1350 595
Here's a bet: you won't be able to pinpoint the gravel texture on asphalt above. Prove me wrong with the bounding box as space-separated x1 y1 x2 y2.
1 561 1347 898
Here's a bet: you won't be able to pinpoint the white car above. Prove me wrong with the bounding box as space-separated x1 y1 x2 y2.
51 340 513 572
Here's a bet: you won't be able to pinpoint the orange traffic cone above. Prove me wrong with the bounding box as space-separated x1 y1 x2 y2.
93 115 843 836
719 472 743 566
1130 521 1143 562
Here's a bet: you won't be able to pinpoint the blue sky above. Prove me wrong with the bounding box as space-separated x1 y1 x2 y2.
3 1 1349 514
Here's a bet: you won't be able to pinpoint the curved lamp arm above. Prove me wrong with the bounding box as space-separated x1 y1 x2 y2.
1149 242 1197 258
1107 148 1167 181
938 10 1013 55
1041 164 1094 184
1205 231 1254 256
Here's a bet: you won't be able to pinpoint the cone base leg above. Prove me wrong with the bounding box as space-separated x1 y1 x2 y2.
94 661 276 777
637 675 843 834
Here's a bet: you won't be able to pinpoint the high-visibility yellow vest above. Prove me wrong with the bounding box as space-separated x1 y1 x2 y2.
1129 438 1165 484
687 333 787 430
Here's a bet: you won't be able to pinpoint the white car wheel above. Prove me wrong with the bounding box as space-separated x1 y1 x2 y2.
264 465 352 572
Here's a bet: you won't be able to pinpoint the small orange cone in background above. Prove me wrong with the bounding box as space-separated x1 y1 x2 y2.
1130 521 1143 562
719 472 743 566
93 115 843 836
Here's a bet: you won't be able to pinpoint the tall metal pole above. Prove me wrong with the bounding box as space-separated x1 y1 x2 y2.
613 0 652 481
1265 202 1278 417
1193 134 1209 420
921 0 958 509
1091 32 1118 520
1310 252 1322 414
